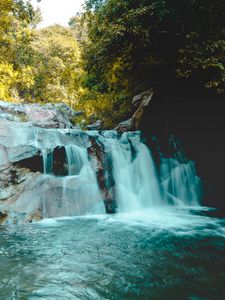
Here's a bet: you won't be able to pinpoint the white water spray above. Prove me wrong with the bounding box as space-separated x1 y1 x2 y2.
29 131 202 217
160 158 202 206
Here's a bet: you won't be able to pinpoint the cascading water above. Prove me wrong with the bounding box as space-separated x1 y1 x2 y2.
41 149 53 174
101 132 162 211
36 130 202 217
64 145 86 176
160 158 202 206
40 145 105 217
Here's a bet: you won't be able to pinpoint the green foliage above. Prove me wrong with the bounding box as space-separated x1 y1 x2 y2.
0 62 34 101
82 0 225 97
177 33 225 93
0 1 83 106
0 0 224 128
0 0 37 102
69 14 88 44
76 88 130 128
29 25 83 106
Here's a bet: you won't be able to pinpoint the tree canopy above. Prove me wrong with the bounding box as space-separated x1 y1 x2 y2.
83 0 225 94
0 0 36 100
0 0 224 127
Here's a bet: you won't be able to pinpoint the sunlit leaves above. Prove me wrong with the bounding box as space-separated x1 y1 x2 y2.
30 25 83 105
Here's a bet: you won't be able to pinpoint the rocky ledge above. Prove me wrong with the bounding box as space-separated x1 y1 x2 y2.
0 101 82 129
0 101 117 224
115 90 154 132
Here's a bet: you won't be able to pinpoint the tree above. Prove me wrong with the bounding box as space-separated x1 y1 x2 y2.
0 1 83 106
29 25 83 106
83 0 225 94
72 0 224 127
0 0 36 102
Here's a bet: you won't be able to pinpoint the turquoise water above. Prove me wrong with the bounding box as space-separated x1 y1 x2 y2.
0 208 225 300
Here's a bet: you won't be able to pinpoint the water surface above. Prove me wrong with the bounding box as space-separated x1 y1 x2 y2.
1 208 225 299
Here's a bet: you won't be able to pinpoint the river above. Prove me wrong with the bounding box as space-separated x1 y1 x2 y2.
1 207 225 299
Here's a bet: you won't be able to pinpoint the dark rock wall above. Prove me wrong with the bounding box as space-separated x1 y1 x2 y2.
140 85 225 210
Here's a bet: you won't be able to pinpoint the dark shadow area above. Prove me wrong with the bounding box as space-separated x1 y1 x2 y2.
141 82 225 210
15 155 43 173
53 147 68 176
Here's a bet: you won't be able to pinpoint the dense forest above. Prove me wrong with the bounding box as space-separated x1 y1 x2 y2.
0 0 224 128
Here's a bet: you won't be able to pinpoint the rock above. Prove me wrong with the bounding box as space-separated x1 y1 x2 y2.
86 120 102 130
0 211 8 224
0 171 47 224
0 119 78 162
0 100 27 122
0 164 12 184
55 103 76 118
0 101 78 129
132 90 154 128
168 135 189 163
25 208 43 223
25 104 73 129
114 118 133 133
0 101 121 219
0 145 10 167
88 137 116 213
74 111 84 117
8 145 40 163
115 90 154 132
0 167 40 202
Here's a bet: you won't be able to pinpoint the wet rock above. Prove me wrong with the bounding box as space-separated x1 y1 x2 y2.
8 145 40 163
0 171 47 224
0 145 9 166
88 137 116 213
25 208 43 223
52 147 68 176
0 166 41 204
0 211 8 224
168 135 189 163
0 119 79 158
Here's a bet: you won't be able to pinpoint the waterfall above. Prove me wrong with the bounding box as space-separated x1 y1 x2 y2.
41 149 53 174
39 144 105 217
65 145 86 176
160 158 202 206
35 131 202 217
102 132 162 211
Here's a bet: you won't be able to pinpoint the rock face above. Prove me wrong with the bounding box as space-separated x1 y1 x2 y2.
0 99 204 223
138 86 225 210
115 90 154 132
0 102 117 223
113 85 225 210
0 101 76 129
86 120 102 131
87 137 116 214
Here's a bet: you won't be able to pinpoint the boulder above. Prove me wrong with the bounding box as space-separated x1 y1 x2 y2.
0 101 77 129
114 118 133 133
115 90 154 132
25 208 43 223
88 137 116 213
0 211 8 224
86 120 102 130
